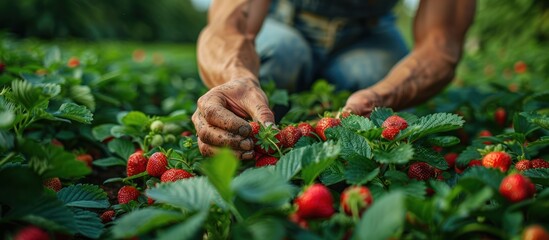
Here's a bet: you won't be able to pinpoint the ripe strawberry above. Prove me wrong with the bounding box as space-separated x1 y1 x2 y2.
127 151 148 177
117 186 140 204
494 108 507 127
482 151 512 172
249 121 261 139
160 169 193 182
408 162 435 180
382 115 408 130
289 213 309 229
255 155 278 167
76 153 93 168
67 57 80 68
43 178 62 192
50 138 64 148
455 159 483 174
181 131 193 137
340 186 373 216
0 62 5 74
515 160 531 171
499 173 535 203
295 184 335 220
522 225 549 240
444 153 459 168
434 168 444 180
146 152 168 177
432 146 443 152
253 122 280 155
315 117 340 141
14 225 50 240
479 130 493 145
514 61 527 74
277 125 303 148
297 122 315 138
531 159 549 169
100 210 115 223
381 127 400 140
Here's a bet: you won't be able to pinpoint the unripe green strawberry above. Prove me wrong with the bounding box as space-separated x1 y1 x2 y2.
408 162 435 180
127 151 148 177
255 155 278 167
14 225 50 240
146 152 168 177
100 210 116 223
381 127 400 140
531 159 549 169
340 186 373 216
499 173 535 203
315 117 340 141
382 115 408 130
150 120 164 132
160 169 193 182
117 186 140 204
150 134 164 147
43 178 62 192
482 151 512 172
164 134 177 143
295 184 335 220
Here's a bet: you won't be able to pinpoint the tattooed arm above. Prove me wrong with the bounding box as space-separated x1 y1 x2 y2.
344 0 476 116
192 0 272 160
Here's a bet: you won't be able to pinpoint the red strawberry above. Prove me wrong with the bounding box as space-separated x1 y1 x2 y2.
289 213 309 229
249 121 261 139
499 173 535 203
315 117 340 141
514 61 527 74
0 62 5 74
444 153 459 169
434 168 444 180
67 57 80 68
14 225 50 240
160 169 193 182
295 184 335 220
146 152 168 177
382 115 408 130
100 210 115 223
50 138 64 148
127 151 148 177
277 125 303 148
147 197 155 205
381 127 400 140
43 178 62 192
76 153 93 168
432 146 443 152
522 225 549 240
468 159 482 167
494 108 507 127
255 155 278 167
482 151 512 172
117 186 140 204
408 162 435 180
297 122 315 138
531 159 549 169
515 160 531 171
181 131 193 137
479 130 493 145
340 186 373 216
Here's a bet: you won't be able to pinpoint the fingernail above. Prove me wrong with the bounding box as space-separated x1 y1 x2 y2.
241 150 254 160
239 138 253 150
238 125 251 136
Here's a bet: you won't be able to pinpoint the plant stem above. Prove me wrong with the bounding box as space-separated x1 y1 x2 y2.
0 152 16 166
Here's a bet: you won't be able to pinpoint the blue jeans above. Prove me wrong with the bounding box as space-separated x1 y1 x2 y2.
256 4 408 93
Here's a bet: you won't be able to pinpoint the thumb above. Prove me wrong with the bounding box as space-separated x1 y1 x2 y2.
248 100 275 126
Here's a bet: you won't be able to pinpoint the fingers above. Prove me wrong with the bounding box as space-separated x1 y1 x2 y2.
197 137 255 160
194 111 254 151
244 94 275 126
198 94 252 137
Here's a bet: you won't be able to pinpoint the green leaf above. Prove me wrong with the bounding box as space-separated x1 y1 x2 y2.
374 143 414 164
7 79 47 111
245 218 285 240
354 191 406 240
390 181 427 199
112 208 186 238
39 83 61 97
157 211 208 240
0 166 43 207
201 149 238 202
521 112 549 130
332 127 372 161
522 168 549 186
110 125 143 138
0 130 15 152
121 111 149 128
274 141 322 181
427 136 461 147
57 184 109 209
55 103 93 124
456 145 482 168
502 211 523 236
460 167 505 190
92 157 126 167
71 208 104 239
341 115 375 131
301 141 340 184
20 140 91 178
456 186 493 216
146 176 224 211
0 98 15 128
319 161 346 185
44 46 61 67
269 89 289 107
369 107 394 127
413 145 448 170
406 197 434 226
232 167 294 206
107 138 135 160
70 85 95 111
401 113 464 141
344 158 379 185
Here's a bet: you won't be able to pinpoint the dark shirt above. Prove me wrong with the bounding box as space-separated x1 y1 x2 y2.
289 0 399 19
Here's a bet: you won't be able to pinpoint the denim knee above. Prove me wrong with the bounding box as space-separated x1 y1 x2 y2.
256 18 313 92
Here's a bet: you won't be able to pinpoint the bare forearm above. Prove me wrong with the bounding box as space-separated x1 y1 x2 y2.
197 0 271 88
